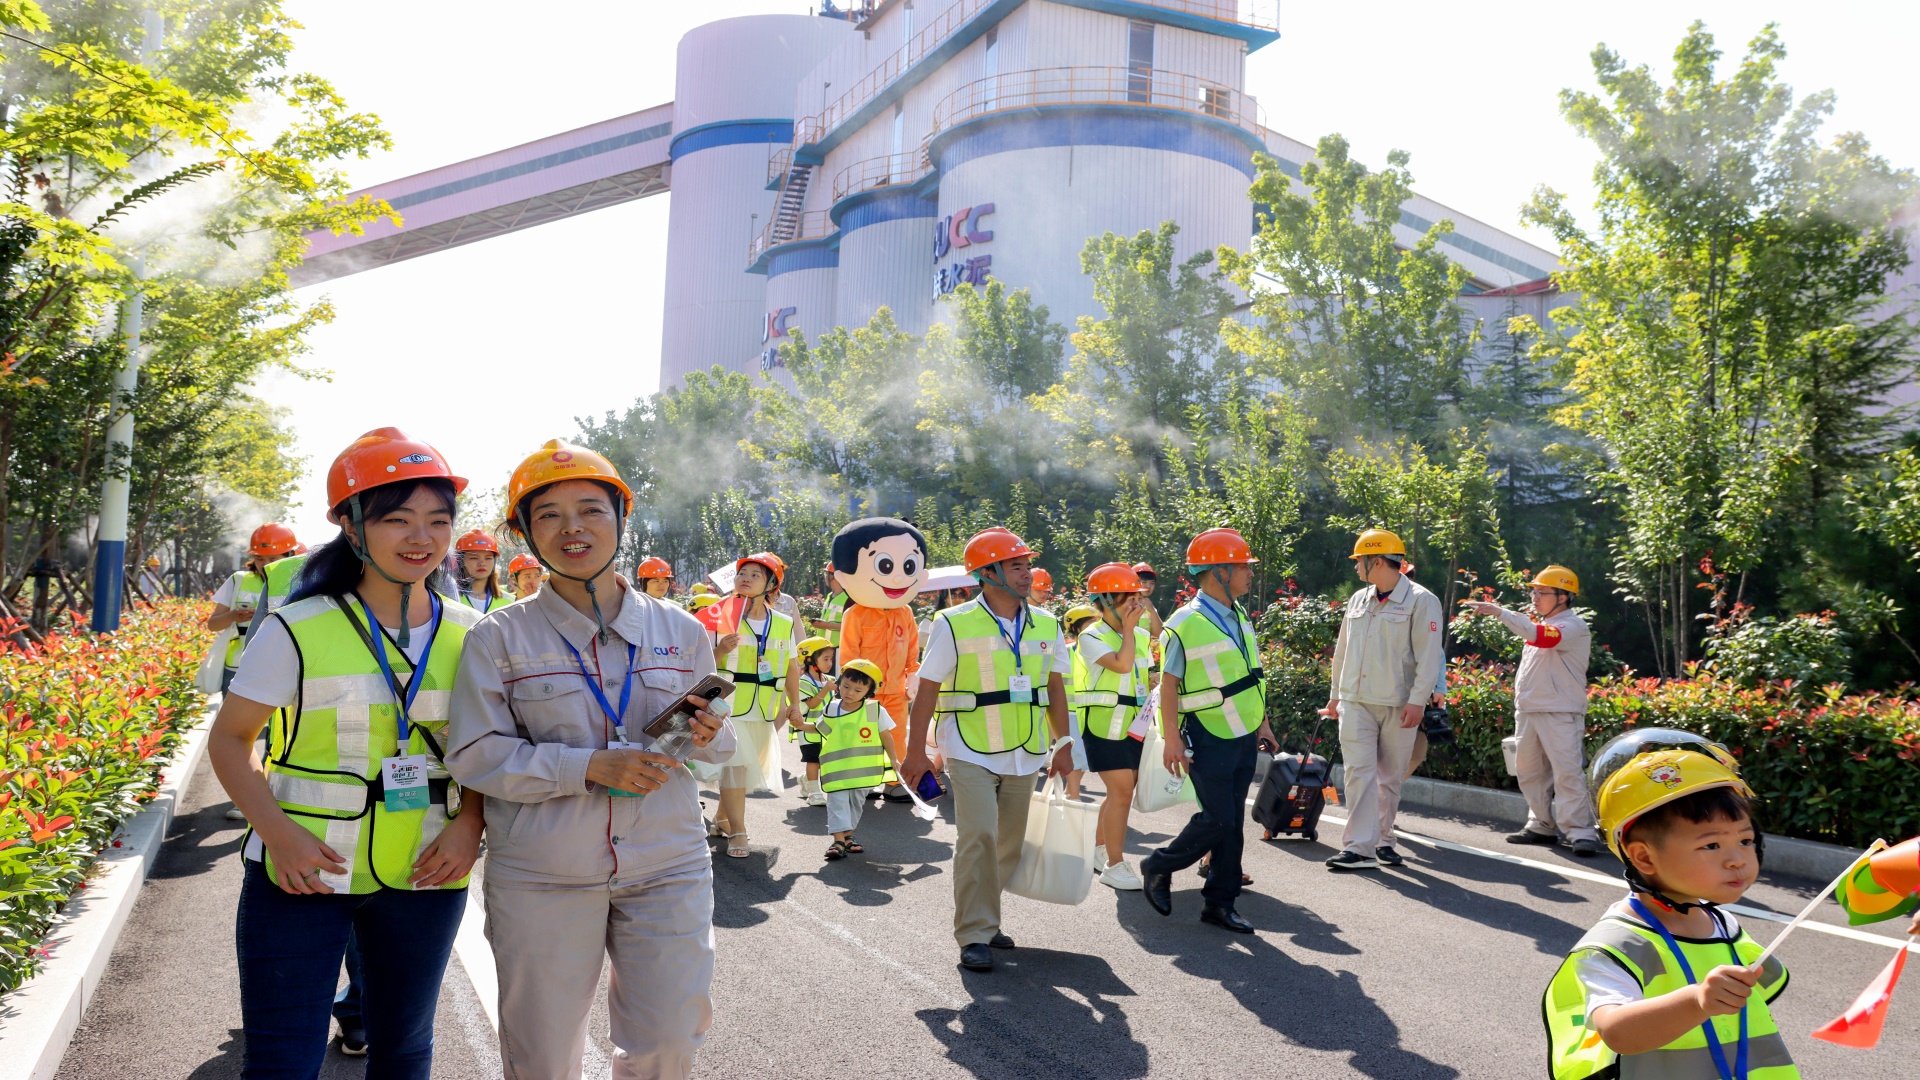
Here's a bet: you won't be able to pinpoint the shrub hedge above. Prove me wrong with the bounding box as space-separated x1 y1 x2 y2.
0 601 208 995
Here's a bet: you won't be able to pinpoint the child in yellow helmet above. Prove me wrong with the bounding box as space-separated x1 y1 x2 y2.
1543 728 1797 1079
801 659 892 861
792 636 836 806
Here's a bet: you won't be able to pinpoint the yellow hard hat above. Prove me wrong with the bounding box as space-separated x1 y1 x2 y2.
1529 565 1580 595
689 582 714 595
1590 728 1752 861
841 658 884 688
798 636 833 661
1063 603 1099 628
1350 529 1406 559
691 594 721 610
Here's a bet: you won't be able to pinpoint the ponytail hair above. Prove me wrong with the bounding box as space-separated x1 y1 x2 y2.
287 478 460 604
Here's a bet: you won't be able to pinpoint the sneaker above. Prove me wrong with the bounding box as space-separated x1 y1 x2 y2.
338 1023 367 1056
1506 828 1559 846
1099 860 1143 891
1375 846 1404 867
806 790 827 807
1325 850 1379 872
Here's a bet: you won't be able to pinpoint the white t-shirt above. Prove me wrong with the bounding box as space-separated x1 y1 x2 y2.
1574 903 1748 1011
228 602 434 708
919 607 1067 776
1077 632 1115 667
211 575 238 608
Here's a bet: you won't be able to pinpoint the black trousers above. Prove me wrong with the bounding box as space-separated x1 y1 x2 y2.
1142 721 1259 909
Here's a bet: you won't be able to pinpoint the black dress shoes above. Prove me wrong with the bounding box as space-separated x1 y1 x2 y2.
1200 906 1255 934
960 943 995 971
989 933 1015 949
1142 868 1173 915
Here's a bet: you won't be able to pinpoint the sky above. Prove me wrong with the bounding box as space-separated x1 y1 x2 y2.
263 1 1920 542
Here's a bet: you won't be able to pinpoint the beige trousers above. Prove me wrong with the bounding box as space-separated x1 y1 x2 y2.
1515 710 1599 841
1337 700 1420 855
946 759 1038 947
485 867 715 1080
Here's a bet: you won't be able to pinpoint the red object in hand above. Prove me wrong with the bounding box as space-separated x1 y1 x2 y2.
1812 944 1909 1049
697 595 746 633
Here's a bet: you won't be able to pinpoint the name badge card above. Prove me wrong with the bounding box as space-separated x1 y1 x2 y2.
757 660 774 681
381 754 431 812
606 739 643 797
1009 674 1033 704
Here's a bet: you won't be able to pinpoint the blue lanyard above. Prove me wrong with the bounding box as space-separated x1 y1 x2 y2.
563 638 637 741
746 613 773 664
1627 898 1748 1080
359 592 442 752
994 608 1027 672
1197 596 1248 660
462 589 487 612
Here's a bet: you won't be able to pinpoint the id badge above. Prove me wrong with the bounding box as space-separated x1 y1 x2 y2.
1009 674 1033 704
757 660 774 680
606 739 643 798
381 754 431 812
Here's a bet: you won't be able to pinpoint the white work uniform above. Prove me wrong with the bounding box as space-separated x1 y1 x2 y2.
1495 605 1596 842
1329 575 1444 855
446 579 736 1080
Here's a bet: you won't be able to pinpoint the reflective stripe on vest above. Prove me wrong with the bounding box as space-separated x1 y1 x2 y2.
1073 622 1153 741
793 674 829 744
822 592 848 647
1543 915 1797 1079
1166 601 1264 739
722 609 796 719
935 600 1058 756
817 701 889 792
261 593 478 895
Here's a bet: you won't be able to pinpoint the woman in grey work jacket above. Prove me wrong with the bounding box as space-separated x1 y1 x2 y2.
446 440 735 1080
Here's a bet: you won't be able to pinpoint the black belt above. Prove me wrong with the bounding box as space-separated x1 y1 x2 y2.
1219 670 1265 699
732 672 780 687
970 689 1047 708
368 774 453 808
1114 692 1146 708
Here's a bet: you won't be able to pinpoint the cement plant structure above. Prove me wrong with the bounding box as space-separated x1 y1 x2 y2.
292 1 1567 387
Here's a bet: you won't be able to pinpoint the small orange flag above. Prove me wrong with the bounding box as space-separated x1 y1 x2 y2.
696 595 745 634
1812 943 1910 1049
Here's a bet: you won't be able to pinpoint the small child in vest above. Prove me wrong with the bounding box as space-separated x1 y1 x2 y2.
1545 729 1796 1079
792 637 836 807
800 659 894 861
1061 604 1099 799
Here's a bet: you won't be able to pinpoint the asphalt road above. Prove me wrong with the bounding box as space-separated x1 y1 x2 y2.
57 745 1920 1078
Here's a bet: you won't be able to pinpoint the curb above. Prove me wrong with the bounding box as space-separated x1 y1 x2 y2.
0 702 216 1080
1320 763 1867 885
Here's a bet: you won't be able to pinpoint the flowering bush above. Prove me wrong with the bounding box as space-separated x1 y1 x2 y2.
0 601 208 994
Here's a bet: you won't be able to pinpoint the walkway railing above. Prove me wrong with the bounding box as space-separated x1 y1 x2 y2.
830 149 934 203
746 209 833 266
929 66 1265 142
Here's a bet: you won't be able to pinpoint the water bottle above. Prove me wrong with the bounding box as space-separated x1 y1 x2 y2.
1165 750 1190 794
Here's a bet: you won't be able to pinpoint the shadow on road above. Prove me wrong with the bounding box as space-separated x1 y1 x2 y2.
1116 898 1458 1078
182 1028 243 1078
1355 852 1590 958
918 947 1147 1079
149 803 245 882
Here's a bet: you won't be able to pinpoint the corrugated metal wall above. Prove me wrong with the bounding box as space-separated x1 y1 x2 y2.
840 216 941 338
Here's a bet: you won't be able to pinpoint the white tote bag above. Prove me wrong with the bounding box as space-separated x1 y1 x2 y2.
1133 718 1198 814
195 626 236 695
1005 773 1099 906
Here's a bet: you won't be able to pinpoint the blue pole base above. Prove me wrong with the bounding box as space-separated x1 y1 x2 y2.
91 540 126 633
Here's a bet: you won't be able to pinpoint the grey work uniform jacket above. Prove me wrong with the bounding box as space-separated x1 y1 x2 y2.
1496 606 1592 714
447 579 736 888
1329 575 1446 709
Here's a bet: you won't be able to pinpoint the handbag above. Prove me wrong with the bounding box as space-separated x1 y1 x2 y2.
1133 717 1198 814
195 626 235 694
1005 770 1099 906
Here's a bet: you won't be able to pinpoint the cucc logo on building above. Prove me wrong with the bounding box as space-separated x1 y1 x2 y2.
932 203 995 262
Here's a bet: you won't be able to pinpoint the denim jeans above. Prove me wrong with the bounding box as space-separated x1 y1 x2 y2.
331 932 365 1031
236 859 465 1079
1141 721 1258 909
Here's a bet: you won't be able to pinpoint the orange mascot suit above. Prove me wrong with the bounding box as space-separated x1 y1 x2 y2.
831 518 927 762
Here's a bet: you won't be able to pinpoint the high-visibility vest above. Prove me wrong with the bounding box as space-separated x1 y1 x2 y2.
221 568 292 667
262 553 309 597
821 592 848 647
455 587 513 614
792 672 830 744
1070 622 1154 741
815 700 890 792
932 599 1059 756
722 608 796 720
1543 913 1797 1079
259 593 479 895
1165 598 1264 739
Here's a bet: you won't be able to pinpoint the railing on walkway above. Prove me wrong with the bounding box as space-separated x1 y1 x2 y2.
830 149 934 203
929 66 1265 142
766 146 795 186
746 209 834 266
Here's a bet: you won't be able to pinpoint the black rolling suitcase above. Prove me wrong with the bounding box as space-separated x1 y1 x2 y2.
1254 717 1334 842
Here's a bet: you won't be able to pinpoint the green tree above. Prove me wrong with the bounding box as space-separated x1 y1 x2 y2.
916 281 1066 505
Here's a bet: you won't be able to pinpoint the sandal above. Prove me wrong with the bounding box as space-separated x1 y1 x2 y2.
825 839 852 861
843 835 864 854
726 832 750 859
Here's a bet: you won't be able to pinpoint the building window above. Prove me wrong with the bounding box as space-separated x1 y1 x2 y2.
892 101 905 161
904 2 914 53
983 27 999 110
1127 21 1154 103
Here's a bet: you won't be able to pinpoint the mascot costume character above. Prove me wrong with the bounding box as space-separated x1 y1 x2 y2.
832 518 927 780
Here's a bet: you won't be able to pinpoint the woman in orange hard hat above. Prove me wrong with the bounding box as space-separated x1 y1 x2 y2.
1076 563 1156 891
207 428 483 1074
635 556 674 599
454 529 514 614
506 552 543 600
709 552 800 857
445 439 734 1079
203 521 301 692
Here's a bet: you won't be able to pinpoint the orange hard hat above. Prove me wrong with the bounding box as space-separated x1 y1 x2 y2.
455 529 500 554
636 556 673 579
963 527 1033 573
1186 527 1258 566
1132 561 1157 577
1030 568 1053 590
248 522 298 559
507 553 542 575
736 552 784 589
506 440 634 526
294 542 309 555
1086 562 1146 595
325 427 468 511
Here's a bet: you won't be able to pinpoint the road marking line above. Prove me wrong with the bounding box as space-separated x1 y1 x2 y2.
1277 803 1919 955
779 895 966 1010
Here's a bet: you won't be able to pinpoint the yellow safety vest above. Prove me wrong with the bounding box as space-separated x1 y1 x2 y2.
262 553 309 597
933 600 1059 756
1070 622 1154 741
722 608 796 720
455 587 513 614
821 591 848 647
1543 912 1797 1079
816 700 890 793
260 593 479 894
1165 598 1265 739
792 672 830 744
222 568 291 667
